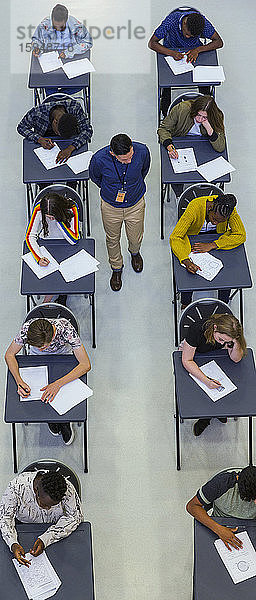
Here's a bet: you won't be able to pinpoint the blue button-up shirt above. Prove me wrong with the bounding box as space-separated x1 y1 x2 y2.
89 142 151 208
17 99 92 149
154 10 215 49
32 15 93 58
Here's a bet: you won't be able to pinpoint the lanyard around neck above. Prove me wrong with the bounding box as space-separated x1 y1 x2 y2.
111 156 129 190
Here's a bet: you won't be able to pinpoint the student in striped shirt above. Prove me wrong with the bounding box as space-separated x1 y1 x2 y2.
25 191 80 304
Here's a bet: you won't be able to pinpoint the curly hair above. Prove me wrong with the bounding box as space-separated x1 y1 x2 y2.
204 314 247 356
40 471 67 502
238 466 256 501
186 13 204 37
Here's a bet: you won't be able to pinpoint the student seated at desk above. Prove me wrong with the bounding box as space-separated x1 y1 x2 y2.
182 313 246 436
32 3 93 95
0 470 83 566
170 193 246 308
5 317 91 445
26 191 80 304
157 95 226 200
148 9 223 116
186 465 256 550
17 97 92 164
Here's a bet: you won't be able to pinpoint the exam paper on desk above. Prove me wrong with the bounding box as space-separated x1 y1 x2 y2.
189 360 237 401
66 150 93 174
22 247 60 279
59 249 99 282
188 251 223 281
61 57 95 78
13 551 61 600
170 147 197 173
193 65 225 83
164 55 194 75
197 156 235 182
19 366 48 401
33 145 62 170
38 51 61 73
50 378 93 415
214 531 256 584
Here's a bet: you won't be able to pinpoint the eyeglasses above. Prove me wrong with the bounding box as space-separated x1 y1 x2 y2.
196 113 208 122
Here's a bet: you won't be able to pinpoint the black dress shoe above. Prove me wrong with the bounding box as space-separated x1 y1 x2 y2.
60 423 74 445
193 419 211 436
131 252 143 273
218 417 227 423
55 295 67 306
110 269 122 291
48 423 61 436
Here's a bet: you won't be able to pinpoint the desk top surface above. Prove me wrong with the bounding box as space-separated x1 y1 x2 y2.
157 49 219 87
28 51 91 88
172 233 252 292
194 518 256 600
5 354 88 423
161 138 231 184
0 522 94 600
21 238 96 296
23 139 89 183
173 348 256 418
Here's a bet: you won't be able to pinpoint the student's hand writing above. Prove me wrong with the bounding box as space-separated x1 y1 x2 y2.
59 51 66 59
191 242 216 253
216 525 243 551
39 257 50 267
170 50 184 61
167 144 179 159
205 377 222 389
56 145 75 164
186 48 199 63
182 259 201 274
12 543 31 567
17 380 31 398
30 538 45 557
40 381 62 403
38 137 55 150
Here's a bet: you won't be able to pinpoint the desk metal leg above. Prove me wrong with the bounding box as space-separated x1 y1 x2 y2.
239 289 244 327
12 424 18 473
161 182 165 240
175 394 181 471
90 294 96 348
158 86 161 128
249 416 253 466
26 184 32 219
84 420 88 473
85 180 91 236
172 272 179 347
26 295 31 314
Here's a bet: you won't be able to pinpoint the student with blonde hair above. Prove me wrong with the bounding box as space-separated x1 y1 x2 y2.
181 313 246 436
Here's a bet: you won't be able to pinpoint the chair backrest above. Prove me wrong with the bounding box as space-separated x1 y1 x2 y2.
32 184 84 236
178 183 224 219
24 302 79 333
169 92 204 113
171 7 200 14
21 459 81 498
41 93 85 110
179 298 233 343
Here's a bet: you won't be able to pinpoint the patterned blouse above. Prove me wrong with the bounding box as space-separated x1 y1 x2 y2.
0 472 83 549
14 318 82 353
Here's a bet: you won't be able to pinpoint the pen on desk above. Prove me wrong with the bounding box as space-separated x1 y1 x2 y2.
19 384 30 393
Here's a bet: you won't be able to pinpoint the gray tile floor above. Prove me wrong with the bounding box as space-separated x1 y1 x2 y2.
0 1 255 598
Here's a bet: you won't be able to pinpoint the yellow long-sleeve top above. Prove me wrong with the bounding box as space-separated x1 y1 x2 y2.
170 196 246 263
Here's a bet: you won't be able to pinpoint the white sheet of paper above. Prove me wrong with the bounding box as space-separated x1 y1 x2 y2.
164 55 194 75
66 151 93 174
22 247 60 279
62 57 95 78
50 378 93 415
19 366 48 401
13 551 61 600
33 144 62 170
38 51 61 73
197 156 235 182
214 531 256 584
59 249 99 282
188 251 223 281
193 65 225 82
189 360 237 401
22 247 59 279
170 147 197 173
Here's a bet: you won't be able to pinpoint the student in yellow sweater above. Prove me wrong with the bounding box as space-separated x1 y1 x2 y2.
170 194 246 308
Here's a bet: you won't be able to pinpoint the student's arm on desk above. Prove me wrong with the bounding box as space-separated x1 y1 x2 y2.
157 104 179 149
5 341 31 398
40 345 91 402
38 483 83 548
17 107 42 144
0 478 31 566
215 209 246 250
182 340 221 389
148 34 184 60
186 495 242 551
186 31 224 63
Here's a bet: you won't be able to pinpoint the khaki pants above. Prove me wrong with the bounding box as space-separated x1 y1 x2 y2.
101 196 145 270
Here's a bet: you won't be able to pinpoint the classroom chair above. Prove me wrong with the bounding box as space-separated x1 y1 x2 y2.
178 182 224 219
21 458 81 497
24 302 79 351
179 298 233 344
32 183 86 238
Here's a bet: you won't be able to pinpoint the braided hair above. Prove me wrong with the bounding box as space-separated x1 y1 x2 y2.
210 194 237 219
238 466 256 501
40 471 67 503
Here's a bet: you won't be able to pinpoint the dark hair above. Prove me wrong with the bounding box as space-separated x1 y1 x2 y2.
40 192 76 237
204 314 247 356
110 134 132 156
186 13 205 37
210 194 237 219
190 95 225 133
27 319 54 348
58 114 78 139
52 4 68 22
41 471 67 502
238 466 256 501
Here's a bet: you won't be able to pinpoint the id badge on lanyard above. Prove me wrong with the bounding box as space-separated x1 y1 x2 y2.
115 190 126 203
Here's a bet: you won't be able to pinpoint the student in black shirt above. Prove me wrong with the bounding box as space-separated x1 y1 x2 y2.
182 314 246 436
